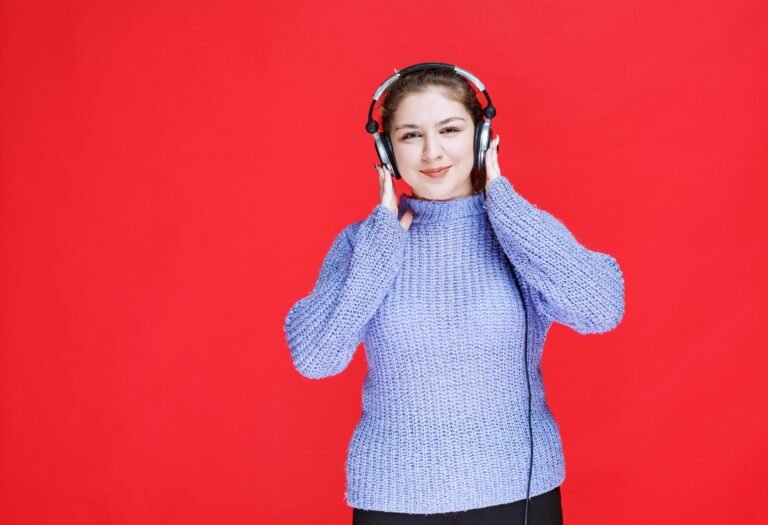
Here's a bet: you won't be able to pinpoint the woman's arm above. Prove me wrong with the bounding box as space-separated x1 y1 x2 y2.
485 175 625 335
283 204 407 379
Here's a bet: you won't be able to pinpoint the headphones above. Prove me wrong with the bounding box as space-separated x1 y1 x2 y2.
365 63 536 525
365 62 497 179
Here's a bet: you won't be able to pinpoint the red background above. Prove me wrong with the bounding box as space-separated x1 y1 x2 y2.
1 1 766 524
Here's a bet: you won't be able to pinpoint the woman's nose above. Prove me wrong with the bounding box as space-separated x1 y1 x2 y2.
422 134 443 160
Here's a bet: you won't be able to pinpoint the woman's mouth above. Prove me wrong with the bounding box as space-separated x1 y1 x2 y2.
420 166 451 178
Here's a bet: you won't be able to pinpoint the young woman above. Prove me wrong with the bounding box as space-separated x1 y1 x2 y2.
283 65 625 525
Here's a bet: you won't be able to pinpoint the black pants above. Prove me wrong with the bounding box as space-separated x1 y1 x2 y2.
352 486 563 525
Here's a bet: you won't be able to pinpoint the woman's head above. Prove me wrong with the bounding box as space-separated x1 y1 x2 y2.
380 68 486 200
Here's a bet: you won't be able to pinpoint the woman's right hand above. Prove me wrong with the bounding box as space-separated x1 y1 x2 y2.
376 163 413 231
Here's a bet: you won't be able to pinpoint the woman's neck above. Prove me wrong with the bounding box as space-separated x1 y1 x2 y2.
398 190 486 224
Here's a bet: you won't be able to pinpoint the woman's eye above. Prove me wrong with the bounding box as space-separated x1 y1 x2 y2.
401 128 461 140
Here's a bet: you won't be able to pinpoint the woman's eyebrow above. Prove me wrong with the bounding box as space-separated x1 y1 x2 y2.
394 117 466 131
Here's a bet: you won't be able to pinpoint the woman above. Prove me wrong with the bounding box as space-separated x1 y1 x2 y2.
283 65 625 525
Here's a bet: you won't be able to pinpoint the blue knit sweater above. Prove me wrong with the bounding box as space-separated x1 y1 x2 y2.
283 175 625 514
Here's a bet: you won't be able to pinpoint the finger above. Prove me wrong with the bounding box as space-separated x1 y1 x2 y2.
487 146 499 175
375 163 386 195
384 165 394 192
381 165 395 200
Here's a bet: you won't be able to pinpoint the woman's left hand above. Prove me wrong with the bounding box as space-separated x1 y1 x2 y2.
485 135 501 189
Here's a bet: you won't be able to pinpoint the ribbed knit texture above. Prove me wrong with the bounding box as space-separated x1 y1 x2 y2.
283 175 625 514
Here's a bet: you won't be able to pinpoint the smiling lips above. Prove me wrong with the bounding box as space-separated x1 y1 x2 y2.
420 166 451 178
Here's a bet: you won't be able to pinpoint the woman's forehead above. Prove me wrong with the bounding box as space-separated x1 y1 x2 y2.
394 90 470 123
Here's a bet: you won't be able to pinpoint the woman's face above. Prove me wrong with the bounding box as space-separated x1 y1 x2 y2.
389 87 476 200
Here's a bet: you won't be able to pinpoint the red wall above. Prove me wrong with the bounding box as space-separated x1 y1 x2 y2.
1 1 766 523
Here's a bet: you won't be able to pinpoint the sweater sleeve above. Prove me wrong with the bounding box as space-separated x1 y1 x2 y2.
485 176 625 335
283 204 408 379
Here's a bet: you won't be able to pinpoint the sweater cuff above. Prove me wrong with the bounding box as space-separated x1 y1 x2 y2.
353 203 408 272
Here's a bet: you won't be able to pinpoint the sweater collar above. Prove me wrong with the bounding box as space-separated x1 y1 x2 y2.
398 190 487 224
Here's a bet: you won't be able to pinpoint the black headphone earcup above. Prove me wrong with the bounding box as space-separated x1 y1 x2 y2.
473 122 485 172
486 125 493 168
381 134 401 179
475 121 493 171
